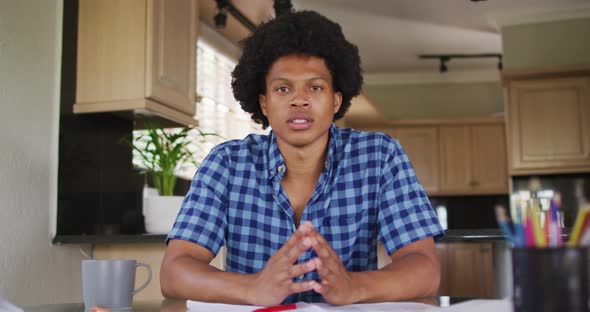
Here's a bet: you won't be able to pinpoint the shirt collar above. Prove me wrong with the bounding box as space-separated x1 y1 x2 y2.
267 130 285 179
266 123 340 179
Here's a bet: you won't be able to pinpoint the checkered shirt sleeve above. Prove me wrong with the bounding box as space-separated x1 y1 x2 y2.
377 136 444 254
167 145 229 255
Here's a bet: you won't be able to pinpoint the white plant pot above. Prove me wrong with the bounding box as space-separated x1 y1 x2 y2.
143 195 184 234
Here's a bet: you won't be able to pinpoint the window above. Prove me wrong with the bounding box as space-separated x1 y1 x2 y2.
196 40 265 141
133 39 266 180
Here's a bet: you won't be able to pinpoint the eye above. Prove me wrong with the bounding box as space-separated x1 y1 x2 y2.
310 85 323 92
274 86 289 93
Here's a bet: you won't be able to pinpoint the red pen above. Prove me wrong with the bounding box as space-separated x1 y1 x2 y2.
252 303 297 312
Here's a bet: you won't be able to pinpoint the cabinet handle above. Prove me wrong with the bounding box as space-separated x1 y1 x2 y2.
469 180 480 187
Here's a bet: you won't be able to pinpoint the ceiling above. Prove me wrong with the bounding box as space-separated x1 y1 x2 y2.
199 0 590 74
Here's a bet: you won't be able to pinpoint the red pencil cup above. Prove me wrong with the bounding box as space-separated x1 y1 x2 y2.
512 247 589 312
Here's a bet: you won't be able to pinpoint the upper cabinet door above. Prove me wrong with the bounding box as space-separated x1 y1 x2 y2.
389 127 440 194
76 0 147 105
145 0 197 116
439 126 472 194
75 0 197 126
507 76 590 174
360 117 507 196
471 124 508 193
440 123 508 195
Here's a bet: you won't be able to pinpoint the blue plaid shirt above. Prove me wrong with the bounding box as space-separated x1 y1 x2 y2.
167 124 444 303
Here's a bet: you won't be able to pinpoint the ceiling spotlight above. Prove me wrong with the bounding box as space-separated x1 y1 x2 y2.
214 0 229 29
214 11 227 28
439 57 449 73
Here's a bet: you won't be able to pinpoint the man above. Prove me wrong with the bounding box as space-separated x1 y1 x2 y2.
160 10 444 306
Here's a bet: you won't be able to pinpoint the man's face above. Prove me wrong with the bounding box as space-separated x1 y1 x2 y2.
259 54 342 149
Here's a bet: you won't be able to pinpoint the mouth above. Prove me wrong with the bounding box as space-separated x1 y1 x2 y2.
287 117 313 130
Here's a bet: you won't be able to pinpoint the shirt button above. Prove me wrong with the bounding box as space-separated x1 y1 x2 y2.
278 165 284 173
270 169 275 175
324 161 329 169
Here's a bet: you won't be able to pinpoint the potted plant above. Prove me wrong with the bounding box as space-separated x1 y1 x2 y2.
124 117 221 234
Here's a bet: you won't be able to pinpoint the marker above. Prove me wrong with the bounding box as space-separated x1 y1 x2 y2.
578 226 590 246
253 303 297 312
513 204 525 247
529 202 546 247
495 205 515 245
524 216 536 247
548 198 563 246
569 207 590 246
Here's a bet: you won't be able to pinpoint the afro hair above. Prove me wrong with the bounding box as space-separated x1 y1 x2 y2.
231 10 363 129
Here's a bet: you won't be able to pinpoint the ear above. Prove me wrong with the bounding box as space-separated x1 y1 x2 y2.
259 94 268 117
333 91 343 114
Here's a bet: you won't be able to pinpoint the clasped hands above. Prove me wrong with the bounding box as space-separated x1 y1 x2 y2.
247 221 359 306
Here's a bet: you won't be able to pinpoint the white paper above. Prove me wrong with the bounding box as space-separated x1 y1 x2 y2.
424 299 511 312
187 300 438 312
315 302 437 311
0 298 23 312
187 300 260 312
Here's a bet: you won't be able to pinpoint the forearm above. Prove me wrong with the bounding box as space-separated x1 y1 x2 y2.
160 254 254 304
352 251 440 303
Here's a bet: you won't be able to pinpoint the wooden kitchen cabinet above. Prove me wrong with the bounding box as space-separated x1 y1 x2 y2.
505 75 590 175
440 123 508 195
436 243 450 296
372 118 507 196
75 0 198 126
387 127 440 193
437 242 494 298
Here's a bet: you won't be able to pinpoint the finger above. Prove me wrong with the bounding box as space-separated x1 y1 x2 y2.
314 257 335 282
91 306 111 312
312 279 326 294
288 279 318 294
307 227 332 252
283 235 313 263
307 231 336 261
299 221 314 232
287 259 317 279
305 229 343 275
277 227 312 262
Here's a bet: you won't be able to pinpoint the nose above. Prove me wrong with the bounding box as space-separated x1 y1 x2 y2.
290 88 310 107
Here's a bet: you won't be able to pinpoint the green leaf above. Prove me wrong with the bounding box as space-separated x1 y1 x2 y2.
122 116 221 199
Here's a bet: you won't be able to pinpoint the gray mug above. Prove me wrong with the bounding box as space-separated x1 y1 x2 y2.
82 259 152 311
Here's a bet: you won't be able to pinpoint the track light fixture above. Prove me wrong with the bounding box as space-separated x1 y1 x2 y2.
439 56 450 73
211 0 293 32
214 0 228 28
419 53 503 73
213 0 256 31
214 12 227 28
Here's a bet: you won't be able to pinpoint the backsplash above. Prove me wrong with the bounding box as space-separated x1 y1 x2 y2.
56 3 150 237
57 114 143 235
430 195 509 229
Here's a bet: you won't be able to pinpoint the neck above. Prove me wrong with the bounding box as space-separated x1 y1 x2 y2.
277 137 329 178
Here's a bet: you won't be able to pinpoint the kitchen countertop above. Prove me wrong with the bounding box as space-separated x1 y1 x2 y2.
439 229 507 242
53 229 515 245
52 233 168 245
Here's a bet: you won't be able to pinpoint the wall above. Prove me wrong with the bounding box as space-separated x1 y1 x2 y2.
502 17 590 69
0 0 86 305
363 81 503 120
